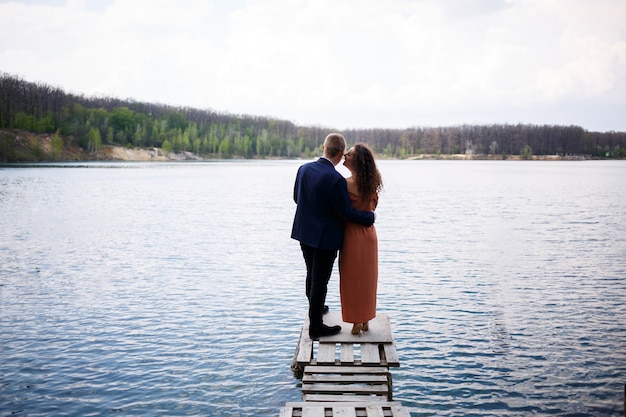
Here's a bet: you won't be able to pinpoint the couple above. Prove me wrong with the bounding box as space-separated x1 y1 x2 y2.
291 133 383 340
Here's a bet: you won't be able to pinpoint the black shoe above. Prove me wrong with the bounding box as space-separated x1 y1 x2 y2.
322 305 329 315
309 324 341 340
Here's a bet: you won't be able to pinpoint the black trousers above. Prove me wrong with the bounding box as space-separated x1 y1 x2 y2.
300 243 337 332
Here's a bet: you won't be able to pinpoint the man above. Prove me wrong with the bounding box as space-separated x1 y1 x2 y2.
291 133 375 340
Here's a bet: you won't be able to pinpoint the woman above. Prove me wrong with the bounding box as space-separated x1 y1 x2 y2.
339 142 383 335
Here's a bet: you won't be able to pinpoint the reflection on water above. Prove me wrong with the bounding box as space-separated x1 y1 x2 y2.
1 160 625 416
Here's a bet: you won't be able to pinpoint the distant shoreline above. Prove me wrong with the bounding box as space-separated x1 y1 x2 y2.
0 129 612 163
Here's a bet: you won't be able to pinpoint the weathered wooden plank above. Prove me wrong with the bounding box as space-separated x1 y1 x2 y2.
389 404 411 417
302 407 325 417
283 402 410 416
297 333 314 365
285 401 405 407
302 312 394 343
317 343 337 364
279 405 294 417
304 380 387 392
304 374 388 384
305 366 389 374
302 377 388 392
304 393 390 403
360 343 381 365
382 343 399 367
332 406 357 417
375 314 392 340
364 405 385 417
303 383 389 394
340 343 354 364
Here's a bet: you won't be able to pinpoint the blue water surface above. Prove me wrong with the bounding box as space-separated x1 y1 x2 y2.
1 160 625 416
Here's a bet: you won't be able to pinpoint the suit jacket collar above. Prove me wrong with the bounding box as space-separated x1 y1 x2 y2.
319 157 334 166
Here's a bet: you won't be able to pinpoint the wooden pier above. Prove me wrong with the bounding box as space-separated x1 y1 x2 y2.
281 311 410 416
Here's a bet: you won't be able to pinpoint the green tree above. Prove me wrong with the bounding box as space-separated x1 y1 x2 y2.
37 112 55 133
110 107 134 129
106 127 114 144
256 129 269 156
15 112 35 131
86 127 102 152
218 137 231 157
521 144 533 160
133 123 145 146
181 128 191 151
167 112 187 131
240 134 252 157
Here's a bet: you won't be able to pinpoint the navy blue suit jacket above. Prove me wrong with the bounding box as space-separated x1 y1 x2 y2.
291 157 375 250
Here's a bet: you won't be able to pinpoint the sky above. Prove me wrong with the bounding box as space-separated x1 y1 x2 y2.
1 0 625 132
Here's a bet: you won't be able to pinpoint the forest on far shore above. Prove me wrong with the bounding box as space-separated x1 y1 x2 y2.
1 71 625 162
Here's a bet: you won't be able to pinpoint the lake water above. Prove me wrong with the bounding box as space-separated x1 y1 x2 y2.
1 160 625 416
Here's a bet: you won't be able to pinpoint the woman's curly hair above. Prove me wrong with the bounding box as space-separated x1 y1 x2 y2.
351 142 383 203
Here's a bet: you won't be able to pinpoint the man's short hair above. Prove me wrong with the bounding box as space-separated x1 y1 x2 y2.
323 133 346 158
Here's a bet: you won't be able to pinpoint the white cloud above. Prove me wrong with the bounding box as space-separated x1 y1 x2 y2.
0 0 624 131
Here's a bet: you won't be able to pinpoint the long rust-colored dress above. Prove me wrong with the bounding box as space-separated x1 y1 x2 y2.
339 177 378 324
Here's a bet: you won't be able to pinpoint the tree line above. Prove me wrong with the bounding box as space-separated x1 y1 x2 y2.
1 71 625 161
